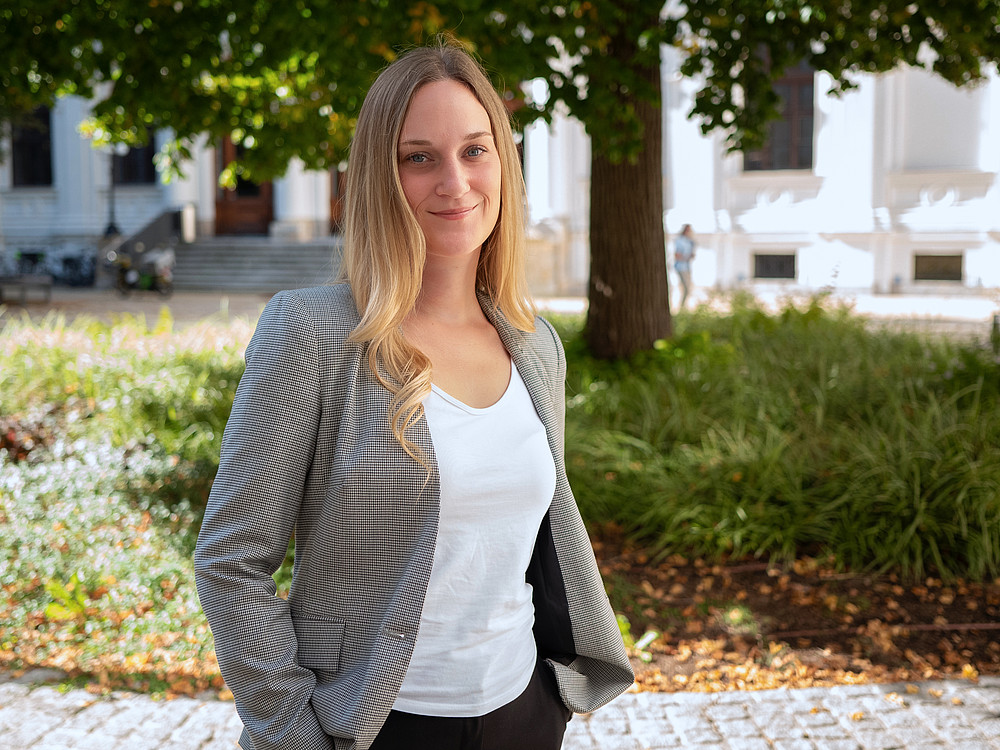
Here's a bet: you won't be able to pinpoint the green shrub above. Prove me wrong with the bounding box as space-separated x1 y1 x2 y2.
561 294 1000 581
0 309 256 690
0 444 218 688
1 310 249 508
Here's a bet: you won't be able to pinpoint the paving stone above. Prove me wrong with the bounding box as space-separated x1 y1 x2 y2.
716 718 762 737
816 741 866 750
705 703 751 721
2 677 999 749
1 707 69 747
878 708 926 727
723 738 772 750
679 727 725 744
849 727 921 748
795 709 839 728
659 708 703 732
755 715 811 740
772 740 821 750
625 718 676 741
803 721 856 739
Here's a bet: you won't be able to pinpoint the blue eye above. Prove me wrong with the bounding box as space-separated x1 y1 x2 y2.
405 153 428 164
467 146 486 157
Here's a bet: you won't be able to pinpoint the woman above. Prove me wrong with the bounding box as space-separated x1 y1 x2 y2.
194 42 633 750
672 224 696 309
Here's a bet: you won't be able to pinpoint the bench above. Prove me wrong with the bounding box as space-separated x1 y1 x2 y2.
0 274 54 305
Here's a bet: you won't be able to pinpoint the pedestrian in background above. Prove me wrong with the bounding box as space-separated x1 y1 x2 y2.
673 223 696 309
194 41 633 750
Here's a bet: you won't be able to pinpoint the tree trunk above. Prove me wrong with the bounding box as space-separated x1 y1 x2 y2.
584 50 671 359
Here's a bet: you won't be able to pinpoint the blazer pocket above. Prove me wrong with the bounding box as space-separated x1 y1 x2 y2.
292 616 346 672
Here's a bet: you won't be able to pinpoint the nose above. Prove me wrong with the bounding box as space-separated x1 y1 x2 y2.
436 156 470 198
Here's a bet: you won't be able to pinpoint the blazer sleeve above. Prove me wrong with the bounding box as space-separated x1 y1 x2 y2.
194 290 334 750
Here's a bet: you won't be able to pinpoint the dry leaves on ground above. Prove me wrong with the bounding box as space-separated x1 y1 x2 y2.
594 531 1000 693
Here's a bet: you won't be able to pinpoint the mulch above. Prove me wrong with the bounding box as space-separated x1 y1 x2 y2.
593 528 1000 693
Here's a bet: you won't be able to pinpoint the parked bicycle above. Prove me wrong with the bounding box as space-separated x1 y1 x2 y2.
106 245 175 296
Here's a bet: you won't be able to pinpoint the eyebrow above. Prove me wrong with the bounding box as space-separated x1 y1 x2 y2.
400 131 495 146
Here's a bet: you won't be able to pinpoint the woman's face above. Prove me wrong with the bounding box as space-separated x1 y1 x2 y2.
397 79 502 262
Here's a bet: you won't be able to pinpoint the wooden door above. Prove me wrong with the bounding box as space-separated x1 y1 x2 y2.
215 140 274 235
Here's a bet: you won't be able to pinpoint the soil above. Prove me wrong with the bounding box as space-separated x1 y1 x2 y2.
592 528 1000 693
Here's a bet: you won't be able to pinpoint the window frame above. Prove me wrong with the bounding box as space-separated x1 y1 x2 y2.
753 252 797 280
744 62 815 172
913 254 963 283
11 107 54 187
112 134 158 186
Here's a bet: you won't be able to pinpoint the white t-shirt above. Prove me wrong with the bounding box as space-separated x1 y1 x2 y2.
393 361 557 716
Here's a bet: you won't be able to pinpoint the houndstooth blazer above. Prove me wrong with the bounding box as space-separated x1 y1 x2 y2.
194 284 633 750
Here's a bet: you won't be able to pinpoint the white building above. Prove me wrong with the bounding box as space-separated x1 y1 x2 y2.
524 52 1000 298
2 55 998 297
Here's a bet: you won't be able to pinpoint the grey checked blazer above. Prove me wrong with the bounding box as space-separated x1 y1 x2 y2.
194 284 633 750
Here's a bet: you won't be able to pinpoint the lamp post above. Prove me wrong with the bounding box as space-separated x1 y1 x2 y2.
104 143 129 237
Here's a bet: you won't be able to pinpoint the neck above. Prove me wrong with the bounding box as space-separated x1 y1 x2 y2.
413 249 483 324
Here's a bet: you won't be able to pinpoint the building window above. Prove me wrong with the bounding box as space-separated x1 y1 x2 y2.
914 254 962 282
113 137 157 185
745 61 815 171
754 253 796 279
11 107 53 187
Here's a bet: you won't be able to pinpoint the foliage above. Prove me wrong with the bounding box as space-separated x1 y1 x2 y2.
0 443 222 694
0 309 255 694
601 545 999 692
5 2 999 357
558 293 1000 581
668 0 1000 152
0 309 248 498
5 2 999 174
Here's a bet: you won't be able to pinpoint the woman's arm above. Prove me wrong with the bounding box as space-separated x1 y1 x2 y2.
194 291 334 750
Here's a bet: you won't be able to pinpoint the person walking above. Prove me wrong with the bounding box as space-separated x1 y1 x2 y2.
194 41 634 750
673 223 696 309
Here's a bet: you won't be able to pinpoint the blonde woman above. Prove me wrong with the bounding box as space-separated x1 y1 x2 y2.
194 42 633 750
672 224 696 309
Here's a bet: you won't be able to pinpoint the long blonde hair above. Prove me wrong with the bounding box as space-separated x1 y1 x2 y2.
341 41 535 461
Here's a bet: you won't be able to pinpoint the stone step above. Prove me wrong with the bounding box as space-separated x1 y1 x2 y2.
173 239 343 291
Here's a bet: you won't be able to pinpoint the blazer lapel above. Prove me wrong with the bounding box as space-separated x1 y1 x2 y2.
478 294 560 452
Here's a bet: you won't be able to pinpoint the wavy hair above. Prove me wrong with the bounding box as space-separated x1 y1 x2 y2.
340 41 535 461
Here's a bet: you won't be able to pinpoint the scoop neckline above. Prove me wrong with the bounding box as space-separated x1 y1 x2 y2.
429 361 516 414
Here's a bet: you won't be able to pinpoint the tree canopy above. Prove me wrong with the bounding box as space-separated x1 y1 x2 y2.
670 0 1000 153
5 1 997 177
3 1 999 356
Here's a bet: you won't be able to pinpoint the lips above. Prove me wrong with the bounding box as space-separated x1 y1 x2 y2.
430 206 477 220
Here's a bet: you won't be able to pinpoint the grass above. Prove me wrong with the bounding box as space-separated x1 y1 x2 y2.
556 292 1000 581
1 293 998 694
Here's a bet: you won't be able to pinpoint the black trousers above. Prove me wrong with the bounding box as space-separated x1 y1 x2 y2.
369 658 572 750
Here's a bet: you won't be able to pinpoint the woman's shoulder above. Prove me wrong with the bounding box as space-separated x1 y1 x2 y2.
520 314 565 370
263 283 360 330
273 282 357 313
249 284 361 360
530 314 560 345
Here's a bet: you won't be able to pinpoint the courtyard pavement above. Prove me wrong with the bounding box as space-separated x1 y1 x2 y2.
2 673 999 749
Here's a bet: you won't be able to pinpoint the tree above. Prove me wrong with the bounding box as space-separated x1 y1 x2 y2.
3 1 999 357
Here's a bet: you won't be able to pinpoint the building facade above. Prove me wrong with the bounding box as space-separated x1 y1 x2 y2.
525 52 1000 299
3 56 998 297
